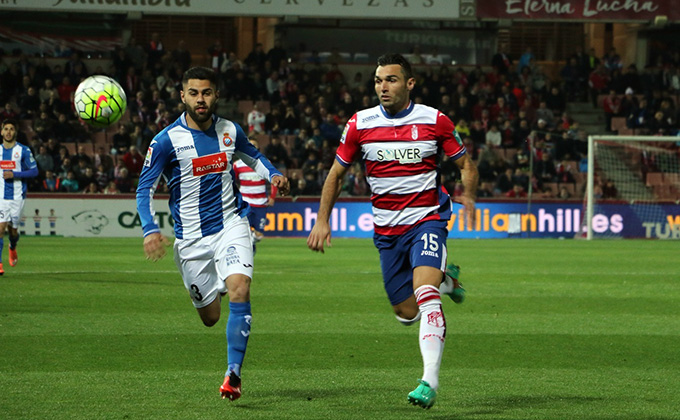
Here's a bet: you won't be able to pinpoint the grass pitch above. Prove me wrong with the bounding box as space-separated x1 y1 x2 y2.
1 237 679 420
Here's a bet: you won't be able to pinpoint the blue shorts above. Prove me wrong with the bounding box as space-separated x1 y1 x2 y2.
373 220 449 306
247 205 267 232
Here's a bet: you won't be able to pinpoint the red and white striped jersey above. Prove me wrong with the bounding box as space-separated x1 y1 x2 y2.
336 102 466 236
233 159 277 207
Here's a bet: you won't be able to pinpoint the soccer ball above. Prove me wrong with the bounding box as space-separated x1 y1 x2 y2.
74 75 127 128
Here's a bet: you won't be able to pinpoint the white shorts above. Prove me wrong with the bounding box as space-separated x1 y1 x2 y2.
173 218 254 308
0 199 24 226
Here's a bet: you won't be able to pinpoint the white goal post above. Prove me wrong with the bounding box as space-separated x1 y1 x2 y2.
586 135 680 240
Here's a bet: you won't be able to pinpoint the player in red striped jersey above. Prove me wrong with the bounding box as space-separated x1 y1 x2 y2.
307 54 478 409
233 139 277 247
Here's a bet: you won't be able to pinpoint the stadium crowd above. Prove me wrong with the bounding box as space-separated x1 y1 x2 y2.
1 34 679 199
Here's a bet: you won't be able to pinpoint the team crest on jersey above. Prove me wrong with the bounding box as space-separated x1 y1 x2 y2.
222 133 233 147
192 152 228 177
411 125 418 140
14 152 21 160
144 146 153 167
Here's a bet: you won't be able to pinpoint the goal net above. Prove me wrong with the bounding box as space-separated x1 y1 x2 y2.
586 135 680 239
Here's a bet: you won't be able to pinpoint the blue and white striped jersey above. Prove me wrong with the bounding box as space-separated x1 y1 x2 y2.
0 143 38 200
136 113 282 240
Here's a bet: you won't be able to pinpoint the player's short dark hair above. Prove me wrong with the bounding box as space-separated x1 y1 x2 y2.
182 66 218 88
1 118 18 130
376 53 414 80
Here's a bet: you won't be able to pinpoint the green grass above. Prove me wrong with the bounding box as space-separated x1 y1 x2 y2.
1 237 679 420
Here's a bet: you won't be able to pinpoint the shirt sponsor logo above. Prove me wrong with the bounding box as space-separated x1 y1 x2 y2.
0 160 16 170
361 114 379 123
192 152 228 177
376 147 422 164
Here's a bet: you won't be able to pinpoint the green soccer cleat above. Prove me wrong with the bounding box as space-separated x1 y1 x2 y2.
407 380 437 409
445 264 466 304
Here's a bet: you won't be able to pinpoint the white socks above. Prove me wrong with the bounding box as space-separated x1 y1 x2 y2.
414 285 446 390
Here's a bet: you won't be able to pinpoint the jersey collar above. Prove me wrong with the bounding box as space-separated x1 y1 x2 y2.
379 101 414 119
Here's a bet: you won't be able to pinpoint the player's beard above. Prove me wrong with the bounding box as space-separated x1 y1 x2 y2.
186 101 217 125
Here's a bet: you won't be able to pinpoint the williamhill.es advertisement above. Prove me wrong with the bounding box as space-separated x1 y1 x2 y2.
21 197 680 239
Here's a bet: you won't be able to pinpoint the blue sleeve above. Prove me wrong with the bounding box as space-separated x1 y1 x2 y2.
15 146 38 179
136 136 171 237
233 123 283 180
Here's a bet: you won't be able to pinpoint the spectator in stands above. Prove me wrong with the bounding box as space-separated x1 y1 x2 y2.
95 163 110 191
77 166 96 191
319 112 341 144
41 170 60 192
476 181 494 198
281 105 300 134
602 89 621 132
93 146 114 175
485 124 501 148
246 103 266 134
627 98 652 130
35 145 54 176
114 166 133 193
535 101 555 128
300 171 321 195
649 110 671 135
103 180 120 194
72 145 92 167
61 170 79 192
56 76 76 106
495 167 514 195
534 152 557 184
53 113 75 143
602 179 618 199
122 145 144 178
18 86 41 119
112 124 131 155
492 44 513 75
263 136 289 170
82 182 99 194
0 102 17 121
557 185 572 199
588 64 609 107
619 87 639 117
506 183 527 198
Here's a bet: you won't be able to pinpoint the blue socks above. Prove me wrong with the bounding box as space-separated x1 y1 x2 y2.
226 301 252 378
0 237 4 263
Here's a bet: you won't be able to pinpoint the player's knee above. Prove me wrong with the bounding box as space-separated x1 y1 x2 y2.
226 276 251 302
393 305 420 324
201 314 220 327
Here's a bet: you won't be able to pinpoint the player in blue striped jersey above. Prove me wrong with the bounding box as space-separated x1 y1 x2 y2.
136 67 289 400
0 119 38 275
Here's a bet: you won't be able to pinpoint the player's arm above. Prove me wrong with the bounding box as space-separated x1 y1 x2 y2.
6 148 39 179
438 112 479 228
307 115 358 253
136 139 171 261
306 159 349 253
233 124 290 195
453 153 479 229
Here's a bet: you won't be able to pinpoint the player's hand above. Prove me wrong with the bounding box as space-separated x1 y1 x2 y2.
3 171 14 180
272 175 290 196
307 221 332 253
143 233 171 262
454 195 476 230
266 197 275 207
